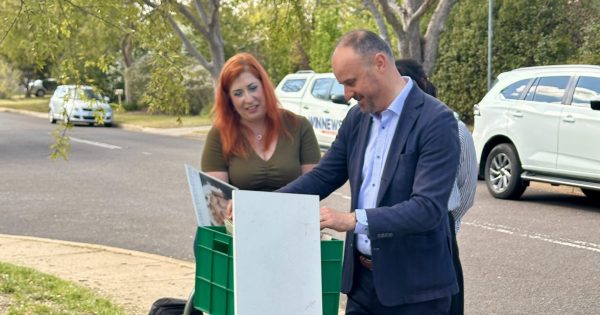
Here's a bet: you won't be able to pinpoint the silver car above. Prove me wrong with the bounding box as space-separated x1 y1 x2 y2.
49 85 113 127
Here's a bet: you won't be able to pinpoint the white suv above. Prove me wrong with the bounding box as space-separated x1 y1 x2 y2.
472 65 600 200
275 71 356 148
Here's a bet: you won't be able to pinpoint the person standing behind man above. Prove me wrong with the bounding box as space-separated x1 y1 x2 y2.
201 52 321 190
396 58 478 315
278 30 460 314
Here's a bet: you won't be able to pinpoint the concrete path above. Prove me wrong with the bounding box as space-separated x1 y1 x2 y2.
0 234 195 314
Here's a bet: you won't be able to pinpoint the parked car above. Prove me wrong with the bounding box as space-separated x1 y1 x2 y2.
28 78 58 97
275 71 356 148
49 85 113 127
472 64 600 200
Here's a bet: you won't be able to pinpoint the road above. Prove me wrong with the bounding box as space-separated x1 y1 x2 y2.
1 111 599 314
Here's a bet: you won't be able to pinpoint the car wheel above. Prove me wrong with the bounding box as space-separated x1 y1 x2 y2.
104 122 112 127
48 109 56 124
36 89 45 97
581 189 600 202
484 143 527 199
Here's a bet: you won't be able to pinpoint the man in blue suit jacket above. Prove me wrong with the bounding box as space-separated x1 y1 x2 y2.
278 30 460 314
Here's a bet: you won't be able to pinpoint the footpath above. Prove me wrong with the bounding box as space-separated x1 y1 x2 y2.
0 234 195 315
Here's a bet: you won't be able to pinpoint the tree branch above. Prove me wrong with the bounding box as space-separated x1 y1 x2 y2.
364 0 391 48
0 0 23 46
192 0 209 27
423 0 457 75
177 2 209 38
164 13 212 72
405 0 433 30
377 0 406 41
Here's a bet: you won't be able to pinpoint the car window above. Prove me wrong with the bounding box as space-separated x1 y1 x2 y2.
79 89 100 100
571 76 600 107
331 81 344 96
529 76 570 104
311 78 334 100
499 79 530 100
281 79 306 92
54 87 67 98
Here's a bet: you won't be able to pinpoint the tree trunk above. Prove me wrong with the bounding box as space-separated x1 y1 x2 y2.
121 33 134 104
144 0 226 91
374 0 457 76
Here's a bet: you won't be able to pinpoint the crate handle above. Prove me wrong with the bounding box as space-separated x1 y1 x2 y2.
212 239 229 254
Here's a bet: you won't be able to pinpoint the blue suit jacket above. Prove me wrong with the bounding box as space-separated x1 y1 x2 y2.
279 84 460 306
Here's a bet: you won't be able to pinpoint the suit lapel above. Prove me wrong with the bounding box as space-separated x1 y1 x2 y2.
377 86 424 205
350 112 372 210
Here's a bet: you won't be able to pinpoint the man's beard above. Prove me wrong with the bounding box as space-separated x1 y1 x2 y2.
358 100 377 114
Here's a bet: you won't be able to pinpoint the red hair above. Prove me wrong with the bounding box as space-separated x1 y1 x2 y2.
213 52 292 160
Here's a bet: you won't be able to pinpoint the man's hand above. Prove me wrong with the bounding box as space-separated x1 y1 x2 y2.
320 206 356 232
225 200 233 220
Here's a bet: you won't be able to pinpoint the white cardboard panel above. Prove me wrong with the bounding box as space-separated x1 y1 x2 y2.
233 190 322 315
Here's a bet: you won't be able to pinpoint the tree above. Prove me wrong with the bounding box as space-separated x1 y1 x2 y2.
0 59 22 98
0 1 126 95
140 0 225 89
365 0 458 75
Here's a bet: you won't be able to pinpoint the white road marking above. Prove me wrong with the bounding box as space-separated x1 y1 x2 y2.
70 137 122 150
465 220 600 253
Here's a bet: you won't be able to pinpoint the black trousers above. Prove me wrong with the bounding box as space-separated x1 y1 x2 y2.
345 256 451 315
448 213 464 315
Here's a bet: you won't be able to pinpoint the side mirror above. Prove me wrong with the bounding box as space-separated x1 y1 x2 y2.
330 94 348 105
591 100 600 111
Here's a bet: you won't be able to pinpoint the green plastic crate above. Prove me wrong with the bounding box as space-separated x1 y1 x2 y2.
193 226 343 315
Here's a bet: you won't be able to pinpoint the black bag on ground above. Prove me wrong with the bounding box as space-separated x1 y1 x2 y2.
148 297 203 315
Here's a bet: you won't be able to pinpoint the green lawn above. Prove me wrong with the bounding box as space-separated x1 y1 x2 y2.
0 262 125 315
0 97 213 129
115 111 212 128
0 97 49 112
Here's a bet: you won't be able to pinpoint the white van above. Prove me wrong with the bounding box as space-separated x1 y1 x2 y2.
275 71 356 148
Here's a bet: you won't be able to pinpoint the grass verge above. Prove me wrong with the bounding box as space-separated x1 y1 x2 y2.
0 98 49 112
0 97 213 129
0 261 125 315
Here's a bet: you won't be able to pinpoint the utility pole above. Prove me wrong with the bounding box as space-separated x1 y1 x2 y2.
488 0 494 91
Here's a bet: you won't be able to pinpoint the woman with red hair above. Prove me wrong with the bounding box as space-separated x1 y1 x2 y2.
201 52 320 191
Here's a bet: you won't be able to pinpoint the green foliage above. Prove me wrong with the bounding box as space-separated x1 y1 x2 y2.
185 66 214 115
123 54 153 109
432 0 488 123
570 0 600 65
141 52 189 117
0 59 22 98
493 0 574 70
308 3 343 72
50 121 72 161
0 261 125 314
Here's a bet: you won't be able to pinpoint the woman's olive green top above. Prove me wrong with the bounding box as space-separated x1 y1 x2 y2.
201 115 320 191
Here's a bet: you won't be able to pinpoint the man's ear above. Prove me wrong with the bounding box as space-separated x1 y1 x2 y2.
373 52 387 72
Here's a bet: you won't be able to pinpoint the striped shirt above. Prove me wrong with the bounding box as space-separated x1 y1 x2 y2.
447 120 478 233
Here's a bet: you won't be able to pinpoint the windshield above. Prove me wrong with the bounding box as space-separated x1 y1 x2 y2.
69 88 101 101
